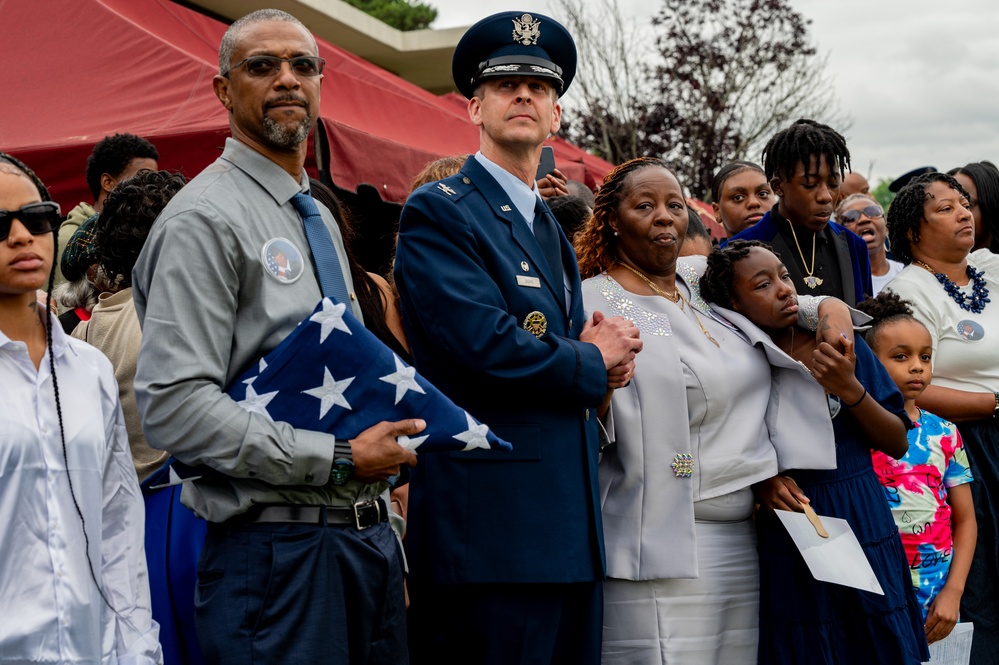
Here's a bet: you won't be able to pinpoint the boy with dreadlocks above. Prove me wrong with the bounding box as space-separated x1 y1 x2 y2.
725 118 873 306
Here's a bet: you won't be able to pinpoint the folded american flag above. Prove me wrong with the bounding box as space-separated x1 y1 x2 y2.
226 298 512 452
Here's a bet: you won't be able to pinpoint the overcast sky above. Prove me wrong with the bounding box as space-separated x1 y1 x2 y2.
430 0 999 186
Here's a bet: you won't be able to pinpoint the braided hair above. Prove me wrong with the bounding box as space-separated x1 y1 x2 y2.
96 170 186 290
0 153 52 202
700 239 778 309
948 160 999 253
855 291 923 353
710 160 766 203
0 153 120 614
575 156 677 279
762 119 851 183
886 172 970 264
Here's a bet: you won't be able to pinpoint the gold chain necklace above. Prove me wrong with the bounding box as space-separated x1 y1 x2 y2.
617 261 680 304
676 291 720 347
787 224 823 289
615 262 719 347
912 260 937 274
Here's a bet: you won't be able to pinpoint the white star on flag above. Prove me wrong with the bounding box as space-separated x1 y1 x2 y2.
227 298 512 453
397 434 429 450
243 358 269 386
302 367 354 418
310 298 352 343
147 463 203 490
237 384 279 420
379 354 426 404
453 412 491 450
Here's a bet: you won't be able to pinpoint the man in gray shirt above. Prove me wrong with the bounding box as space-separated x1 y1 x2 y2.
132 9 421 663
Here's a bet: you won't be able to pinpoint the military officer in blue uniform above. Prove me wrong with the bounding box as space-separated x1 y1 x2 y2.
394 11 643 665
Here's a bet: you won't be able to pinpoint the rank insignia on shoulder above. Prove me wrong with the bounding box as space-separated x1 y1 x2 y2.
500 205 512 212
523 310 547 337
437 183 457 196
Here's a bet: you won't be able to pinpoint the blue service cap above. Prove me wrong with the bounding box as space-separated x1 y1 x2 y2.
452 11 576 99
889 166 937 193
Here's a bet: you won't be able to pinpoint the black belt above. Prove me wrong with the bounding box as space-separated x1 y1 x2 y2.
239 499 387 530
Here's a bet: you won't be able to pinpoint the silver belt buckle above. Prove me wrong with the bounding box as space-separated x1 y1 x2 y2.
353 499 380 530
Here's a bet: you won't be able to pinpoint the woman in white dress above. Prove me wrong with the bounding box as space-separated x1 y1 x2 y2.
575 157 849 664
885 171 999 664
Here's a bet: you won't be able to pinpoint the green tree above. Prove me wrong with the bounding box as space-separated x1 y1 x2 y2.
557 0 664 165
561 0 848 200
871 178 896 211
343 0 437 31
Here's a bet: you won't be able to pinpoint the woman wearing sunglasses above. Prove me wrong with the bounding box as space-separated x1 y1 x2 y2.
0 153 161 663
836 193 901 295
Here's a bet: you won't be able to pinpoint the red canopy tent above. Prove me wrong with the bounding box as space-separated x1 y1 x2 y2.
0 0 613 212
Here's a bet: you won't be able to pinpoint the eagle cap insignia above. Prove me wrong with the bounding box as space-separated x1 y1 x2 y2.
512 14 540 46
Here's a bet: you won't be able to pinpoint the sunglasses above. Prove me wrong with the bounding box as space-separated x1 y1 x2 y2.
839 205 883 225
224 55 325 78
0 201 61 242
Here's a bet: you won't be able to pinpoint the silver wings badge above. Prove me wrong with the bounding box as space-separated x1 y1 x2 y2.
512 14 540 46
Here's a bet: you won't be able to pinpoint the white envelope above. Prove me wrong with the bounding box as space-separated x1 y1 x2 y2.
775 509 884 595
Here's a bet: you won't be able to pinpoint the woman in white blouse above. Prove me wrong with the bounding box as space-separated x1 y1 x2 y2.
885 171 999 665
0 154 161 664
575 157 851 664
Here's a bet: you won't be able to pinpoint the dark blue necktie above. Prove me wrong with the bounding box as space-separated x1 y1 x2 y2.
290 192 351 304
533 196 564 289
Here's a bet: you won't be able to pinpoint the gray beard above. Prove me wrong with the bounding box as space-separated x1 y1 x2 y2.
262 113 311 148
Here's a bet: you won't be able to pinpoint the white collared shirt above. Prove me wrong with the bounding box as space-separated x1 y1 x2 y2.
474 151 541 229
474 151 572 308
0 312 162 664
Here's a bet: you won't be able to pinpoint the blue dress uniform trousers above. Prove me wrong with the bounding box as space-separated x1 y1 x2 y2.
195 519 407 664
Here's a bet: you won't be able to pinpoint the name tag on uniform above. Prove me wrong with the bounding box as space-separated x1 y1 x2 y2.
516 275 541 288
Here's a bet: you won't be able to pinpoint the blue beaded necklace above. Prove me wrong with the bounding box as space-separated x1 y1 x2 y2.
913 260 991 313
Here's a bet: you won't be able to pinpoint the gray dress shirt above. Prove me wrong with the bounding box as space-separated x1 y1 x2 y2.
133 138 385 522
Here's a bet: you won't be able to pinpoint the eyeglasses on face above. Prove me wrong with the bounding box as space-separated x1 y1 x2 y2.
839 205 883 225
224 55 325 78
0 201 61 241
